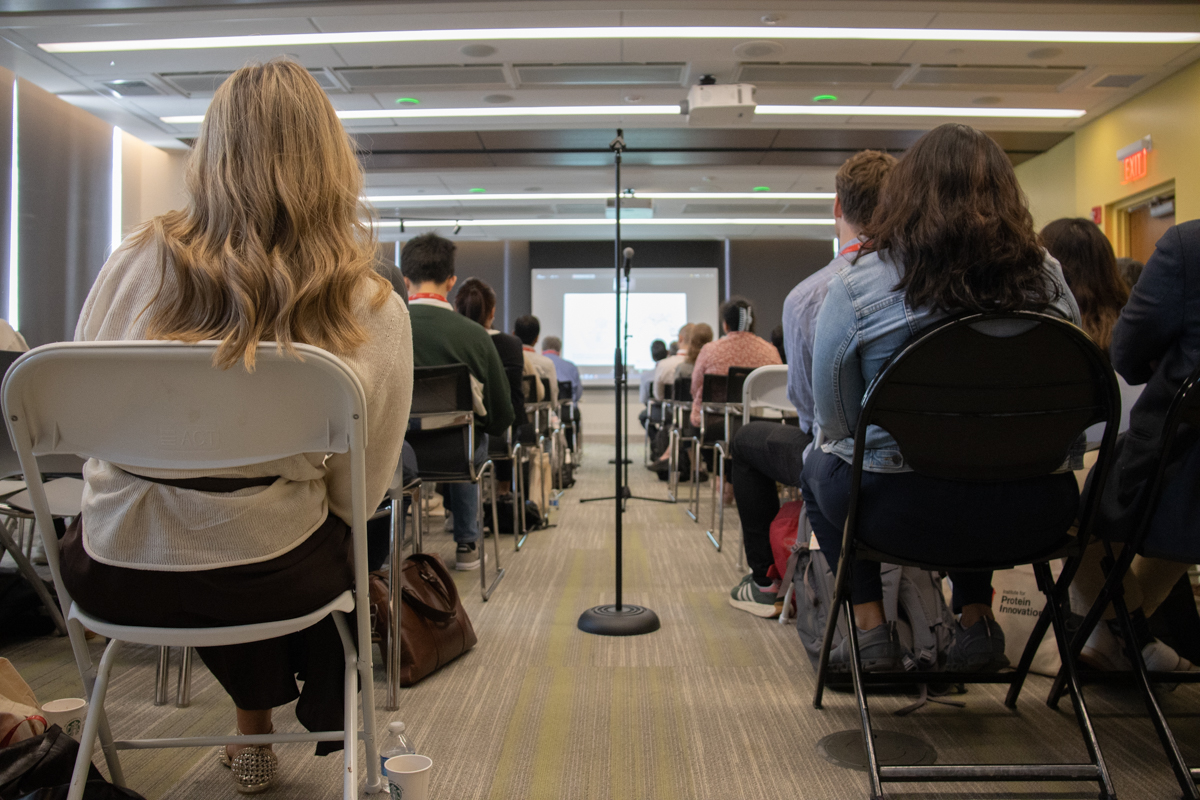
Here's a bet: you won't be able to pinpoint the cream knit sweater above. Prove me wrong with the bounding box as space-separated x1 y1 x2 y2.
74 240 412 571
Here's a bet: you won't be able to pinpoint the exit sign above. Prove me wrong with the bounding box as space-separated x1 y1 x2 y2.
1123 149 1148 184
1117 135 1152 184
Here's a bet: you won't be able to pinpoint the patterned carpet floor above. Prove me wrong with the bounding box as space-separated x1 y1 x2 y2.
3 404 1199 799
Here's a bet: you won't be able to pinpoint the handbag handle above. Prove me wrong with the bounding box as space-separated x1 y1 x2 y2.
401 555 460 623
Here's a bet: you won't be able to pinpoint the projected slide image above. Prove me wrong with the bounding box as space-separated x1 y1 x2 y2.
562 292 688 371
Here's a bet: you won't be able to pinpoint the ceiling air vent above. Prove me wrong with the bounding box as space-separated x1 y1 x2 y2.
908 66 1082 89
515 63 685 86
101 80 161 97
336 65 508 90
734 63 908 86
1092 74 1146 89
160 69 340 97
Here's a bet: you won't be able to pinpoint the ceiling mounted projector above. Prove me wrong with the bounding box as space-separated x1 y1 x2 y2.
682 82 757 126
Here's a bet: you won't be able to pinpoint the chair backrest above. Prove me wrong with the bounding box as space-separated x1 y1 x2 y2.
741 365 793 423
408 364 476 481
557 380 573 404
663 383 674 401
727 366 753 403
522 374 538 404
1 341 369 619
857 312 1118 484
702 373 729 404
410 364 472 415
673 376 692 402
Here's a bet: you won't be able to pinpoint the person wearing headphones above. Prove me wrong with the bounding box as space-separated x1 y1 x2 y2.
688 297 781 430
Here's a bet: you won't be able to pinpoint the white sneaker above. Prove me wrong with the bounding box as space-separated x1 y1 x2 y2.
1079 620 1131 671
1141 640 1198 673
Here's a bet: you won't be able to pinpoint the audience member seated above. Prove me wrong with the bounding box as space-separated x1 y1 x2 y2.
769 324 787 364
639 339 669 430
654 324 693 402
1117 256 1145 290
668 340 679 356
541 336 581 404
688 297 781 430
801 123 1082 673
728 150 896 618
1068 219 1200 673
61 61 412 793
514 314 559 408
455 277 526 490
1040 218 1129 355
401 233 515 571
649 323 713 471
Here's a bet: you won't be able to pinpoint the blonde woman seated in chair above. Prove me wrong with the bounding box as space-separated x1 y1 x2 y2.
61 60 411 794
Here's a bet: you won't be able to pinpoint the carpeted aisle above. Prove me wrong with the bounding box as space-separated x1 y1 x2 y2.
4 431 1199 799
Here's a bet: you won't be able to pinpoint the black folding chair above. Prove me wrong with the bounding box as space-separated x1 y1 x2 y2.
406 364 504 600
666 375 694 505
812 312 1120 800
1049 362 1200 799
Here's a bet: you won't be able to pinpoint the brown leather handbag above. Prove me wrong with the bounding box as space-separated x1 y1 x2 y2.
397 553 477 686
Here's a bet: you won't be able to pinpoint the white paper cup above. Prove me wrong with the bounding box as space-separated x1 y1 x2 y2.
385 754 432 800
41 698 87 738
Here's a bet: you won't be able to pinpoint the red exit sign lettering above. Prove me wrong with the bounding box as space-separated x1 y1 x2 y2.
1122 148 1148 184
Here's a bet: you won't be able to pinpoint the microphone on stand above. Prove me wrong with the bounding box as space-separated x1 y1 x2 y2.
622 246 635 279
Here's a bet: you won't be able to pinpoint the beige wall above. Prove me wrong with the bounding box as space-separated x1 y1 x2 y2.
1017 56 1200 236
1015 136 1076 231
120 132 187 236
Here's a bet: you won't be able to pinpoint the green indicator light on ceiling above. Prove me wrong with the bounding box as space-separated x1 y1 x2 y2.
752 186 771 192
468 188 486 193
395 97 420 105
813 94 839 103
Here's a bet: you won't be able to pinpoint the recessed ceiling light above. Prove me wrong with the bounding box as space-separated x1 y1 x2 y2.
483 94 513 104
394 97 419 105
159 102 1085 125
733 40 783 59
460 43 496 57
41 26 1200 53
812 94 838 103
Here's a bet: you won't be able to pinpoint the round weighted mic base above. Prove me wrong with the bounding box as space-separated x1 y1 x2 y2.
578 604 661 636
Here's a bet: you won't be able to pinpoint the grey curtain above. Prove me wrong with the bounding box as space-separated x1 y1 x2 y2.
17 77 112 347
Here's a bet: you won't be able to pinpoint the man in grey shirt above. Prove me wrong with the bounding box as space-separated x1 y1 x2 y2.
729 150 898 618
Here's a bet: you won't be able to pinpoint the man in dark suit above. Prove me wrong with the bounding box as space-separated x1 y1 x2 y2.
1074 220 1200 673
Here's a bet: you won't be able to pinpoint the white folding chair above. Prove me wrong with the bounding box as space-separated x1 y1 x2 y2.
2 341 385 800
741 364 793 425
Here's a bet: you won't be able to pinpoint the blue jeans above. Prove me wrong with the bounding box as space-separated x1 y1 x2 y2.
443 434 489 545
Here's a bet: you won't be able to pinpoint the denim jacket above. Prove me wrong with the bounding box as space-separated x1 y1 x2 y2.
812 248 1083 473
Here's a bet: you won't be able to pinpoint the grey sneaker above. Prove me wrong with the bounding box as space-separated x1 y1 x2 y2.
455 542 480 571
829 621 903 672
728 574 780 618
947 617 1010 672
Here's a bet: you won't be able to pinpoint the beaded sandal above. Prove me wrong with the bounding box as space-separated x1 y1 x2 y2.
217 731 279 794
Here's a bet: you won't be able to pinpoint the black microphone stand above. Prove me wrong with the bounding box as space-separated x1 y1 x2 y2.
578 129 661 637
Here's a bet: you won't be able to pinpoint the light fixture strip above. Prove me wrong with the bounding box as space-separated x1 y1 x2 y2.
161 104 1085 125
7 80 17 331
41 26 1200 53
374 218 836 227
365 192 836 202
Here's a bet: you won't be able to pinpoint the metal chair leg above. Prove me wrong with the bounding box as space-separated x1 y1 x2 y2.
478 463 504 600
705 441 727 551
154 646 170 706
175 647 193 708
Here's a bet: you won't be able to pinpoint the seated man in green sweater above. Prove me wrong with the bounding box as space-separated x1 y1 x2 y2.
401 233 515 570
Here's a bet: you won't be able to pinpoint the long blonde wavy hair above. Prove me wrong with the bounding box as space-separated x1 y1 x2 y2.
133 59 390 368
